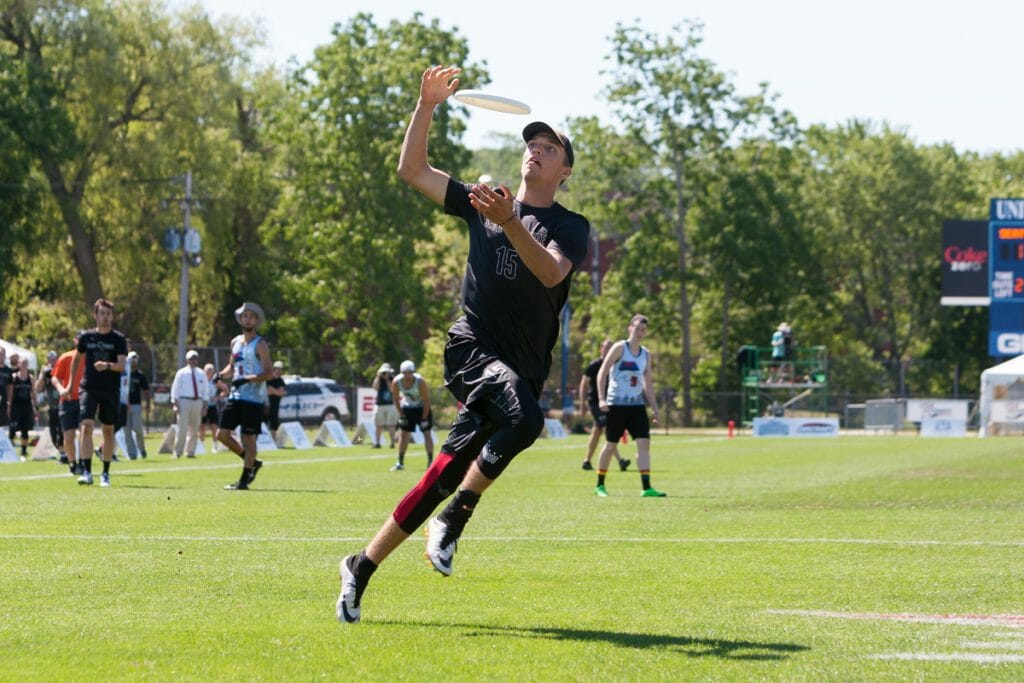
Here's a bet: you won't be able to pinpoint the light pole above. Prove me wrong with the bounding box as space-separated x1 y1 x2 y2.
164 171 202 368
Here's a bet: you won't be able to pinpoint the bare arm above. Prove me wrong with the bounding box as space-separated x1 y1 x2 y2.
420 378 431 419
397 65 459 205
643 355 659 424
578 374 589 410
596 343 624 411
391 378 402 412
34 371 48 393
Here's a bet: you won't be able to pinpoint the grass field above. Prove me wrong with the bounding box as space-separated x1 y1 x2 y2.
2 432 1023 681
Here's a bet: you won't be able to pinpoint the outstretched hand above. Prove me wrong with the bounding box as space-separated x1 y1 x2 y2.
419 65 460 106
469 183 514 227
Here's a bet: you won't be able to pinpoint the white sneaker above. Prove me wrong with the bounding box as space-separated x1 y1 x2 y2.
336 555 361 624
424 516 456 577
389 462 404 471
77 471 93 486
100 472 110 488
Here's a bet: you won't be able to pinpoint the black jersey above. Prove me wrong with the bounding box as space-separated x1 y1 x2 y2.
0 366 11 409
10 373 33 405
128 370 149 405
444 179 590 382
77 329 128 394
584 358 603 405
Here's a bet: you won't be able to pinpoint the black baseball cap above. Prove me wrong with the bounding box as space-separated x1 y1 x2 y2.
522 121 574 168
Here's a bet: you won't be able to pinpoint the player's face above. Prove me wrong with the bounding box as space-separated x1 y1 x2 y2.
239 310 258 330
521 134 570 186
94 305 113 329
629 320 648 340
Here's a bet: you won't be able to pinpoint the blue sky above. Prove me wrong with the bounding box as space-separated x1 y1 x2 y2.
174 0 1023 154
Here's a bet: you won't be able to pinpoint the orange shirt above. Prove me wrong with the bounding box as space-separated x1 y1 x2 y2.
52 349 84 402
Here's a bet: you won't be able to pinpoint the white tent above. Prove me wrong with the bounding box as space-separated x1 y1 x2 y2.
0 339 38 372
978 354 1024 437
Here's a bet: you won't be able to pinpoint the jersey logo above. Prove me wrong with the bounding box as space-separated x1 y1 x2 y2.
495 245 518 280
619 360 640 372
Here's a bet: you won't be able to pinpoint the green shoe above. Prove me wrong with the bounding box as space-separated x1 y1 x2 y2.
594 485 609 497
641 488 667 497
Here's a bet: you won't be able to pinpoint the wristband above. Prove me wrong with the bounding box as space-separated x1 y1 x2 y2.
499 213 516 226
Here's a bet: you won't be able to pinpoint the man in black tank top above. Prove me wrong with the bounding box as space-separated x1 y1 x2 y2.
337 65 590 624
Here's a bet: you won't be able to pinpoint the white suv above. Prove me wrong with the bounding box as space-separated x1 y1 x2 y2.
279 376 349 425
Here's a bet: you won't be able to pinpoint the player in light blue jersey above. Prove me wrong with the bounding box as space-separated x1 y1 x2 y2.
216 302 275 490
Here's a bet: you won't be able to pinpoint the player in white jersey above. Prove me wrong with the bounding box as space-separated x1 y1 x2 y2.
389 360 433 471
594 314 666 497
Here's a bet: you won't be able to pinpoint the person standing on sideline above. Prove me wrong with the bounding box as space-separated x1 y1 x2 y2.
7 356 36 460
0 347 11 430
594 314 666 498
200 363 227 452
389 360 433 471
265 360 286 436
170 349 208 459
216 302 274 490
68 299 128 487
36 351 65 461
52 333 86 476
372 363 397 449
578 339 628 472
124 351 150 459
336 65 590 624
770 322 786 382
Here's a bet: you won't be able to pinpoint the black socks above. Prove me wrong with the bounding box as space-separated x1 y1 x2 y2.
438 488 481 545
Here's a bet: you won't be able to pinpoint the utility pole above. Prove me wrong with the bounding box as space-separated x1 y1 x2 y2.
176 171 194 368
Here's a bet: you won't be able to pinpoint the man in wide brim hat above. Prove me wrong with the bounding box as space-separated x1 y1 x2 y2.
234 302 265 328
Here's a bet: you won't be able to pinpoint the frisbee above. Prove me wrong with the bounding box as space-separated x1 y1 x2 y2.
452 89 531 115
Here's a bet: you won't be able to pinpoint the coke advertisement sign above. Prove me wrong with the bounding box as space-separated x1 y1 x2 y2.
941 219 989 305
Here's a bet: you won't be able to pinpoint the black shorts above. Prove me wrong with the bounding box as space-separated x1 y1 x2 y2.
0 403 8 427
59 400 81 431
9 403 34 432
203 404 219 426
219 399 263 435
588 400 607 428
604 404 650 442
79 389 120 426
399 406 431 433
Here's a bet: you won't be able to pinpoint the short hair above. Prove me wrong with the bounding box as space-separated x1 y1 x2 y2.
93 298 114 314
629 314 649 327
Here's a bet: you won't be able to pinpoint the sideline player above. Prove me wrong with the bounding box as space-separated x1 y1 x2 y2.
68 299 128 487
52 332 86 476
216 302 274 490
336 65 590 623
594 314 665 497
578 339 628 472
389 360 433 470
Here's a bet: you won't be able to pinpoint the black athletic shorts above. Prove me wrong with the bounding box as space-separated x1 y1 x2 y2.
59 400 81 431
399 405 431 433
589 400 607 428
203 404 219 426
604 404 650 442
9 403 34 432
79 389 120 426
219 399 263 435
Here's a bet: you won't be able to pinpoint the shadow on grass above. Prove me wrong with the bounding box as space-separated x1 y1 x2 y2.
384 621 809 661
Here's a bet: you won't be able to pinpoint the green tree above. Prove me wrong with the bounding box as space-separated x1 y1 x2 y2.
602 20 792 424
265 13 486 378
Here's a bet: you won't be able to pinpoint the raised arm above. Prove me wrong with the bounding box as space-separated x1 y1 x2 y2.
397 65 460 205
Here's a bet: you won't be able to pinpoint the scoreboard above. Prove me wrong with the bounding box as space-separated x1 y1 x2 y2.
989 199 1024 355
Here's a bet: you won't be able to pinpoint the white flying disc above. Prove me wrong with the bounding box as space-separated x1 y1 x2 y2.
452 89 531 115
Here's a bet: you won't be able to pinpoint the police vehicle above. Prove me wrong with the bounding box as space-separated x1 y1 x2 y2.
279 376 349 425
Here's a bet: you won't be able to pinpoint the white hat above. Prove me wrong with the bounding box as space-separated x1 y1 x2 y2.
273 360 284 369
127 350 139 360
400 360 415 373
378 363 394 374
185 349 199 360
234 301 265 328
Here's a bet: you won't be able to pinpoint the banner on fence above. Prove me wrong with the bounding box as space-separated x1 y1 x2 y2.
752 417 839 437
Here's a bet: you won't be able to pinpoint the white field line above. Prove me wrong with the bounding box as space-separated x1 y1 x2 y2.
961 641 1024 650
0 436 730 483
869 653 1024 663
3 533 1024 549
768 609 1024 629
